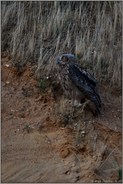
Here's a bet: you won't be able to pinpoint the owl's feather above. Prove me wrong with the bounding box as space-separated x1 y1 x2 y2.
69 63 101 113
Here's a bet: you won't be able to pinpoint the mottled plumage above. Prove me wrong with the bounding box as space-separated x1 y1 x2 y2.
56 53 101 114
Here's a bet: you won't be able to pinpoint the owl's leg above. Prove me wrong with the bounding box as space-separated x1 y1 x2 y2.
72 90 82 107
81 100 90 110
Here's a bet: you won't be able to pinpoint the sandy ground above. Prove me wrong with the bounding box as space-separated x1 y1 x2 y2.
1 54 122 183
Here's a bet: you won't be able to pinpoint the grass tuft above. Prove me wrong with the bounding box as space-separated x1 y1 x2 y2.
1 1 122 90
38 79 48 93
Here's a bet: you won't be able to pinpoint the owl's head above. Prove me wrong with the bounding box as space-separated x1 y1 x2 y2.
56 54 77 65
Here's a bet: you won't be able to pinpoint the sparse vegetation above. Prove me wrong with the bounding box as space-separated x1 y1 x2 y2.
1 1 122 90
38 79 48 92
22 124 32 133
118 168 122 181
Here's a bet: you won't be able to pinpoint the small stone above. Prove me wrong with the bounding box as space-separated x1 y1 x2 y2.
82 134 85 137
72 163 76 167
64 170 70 175
61 127 65 130
67 171 70 174
11 109 15 112
5 64 10 67
81 130 85 134
6 81 10 84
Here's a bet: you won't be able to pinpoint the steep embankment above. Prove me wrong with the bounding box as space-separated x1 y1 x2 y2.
1 54 122 183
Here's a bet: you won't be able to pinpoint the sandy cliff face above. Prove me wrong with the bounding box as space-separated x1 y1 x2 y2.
1 55 122 183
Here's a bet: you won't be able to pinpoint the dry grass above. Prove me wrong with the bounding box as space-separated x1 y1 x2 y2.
1 1 122 89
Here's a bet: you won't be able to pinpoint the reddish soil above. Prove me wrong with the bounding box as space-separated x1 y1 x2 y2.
1 54 122 183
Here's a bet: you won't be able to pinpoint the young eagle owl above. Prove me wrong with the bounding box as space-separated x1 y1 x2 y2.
56 53 101 114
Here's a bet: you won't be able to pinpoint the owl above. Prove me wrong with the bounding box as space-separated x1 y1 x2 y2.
56 53 101 115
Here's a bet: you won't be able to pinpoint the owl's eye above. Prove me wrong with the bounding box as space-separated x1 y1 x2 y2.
61 56 69 62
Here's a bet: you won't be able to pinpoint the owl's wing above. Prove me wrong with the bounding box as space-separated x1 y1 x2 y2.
69 64 101 112
74 64 97 87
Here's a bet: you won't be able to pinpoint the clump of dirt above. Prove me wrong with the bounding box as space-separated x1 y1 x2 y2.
1 54 122 183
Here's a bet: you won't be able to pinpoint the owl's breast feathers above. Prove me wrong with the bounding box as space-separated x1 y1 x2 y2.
58 63 73 93
68 63 101 113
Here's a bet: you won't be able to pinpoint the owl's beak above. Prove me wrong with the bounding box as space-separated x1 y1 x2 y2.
56 58 61 65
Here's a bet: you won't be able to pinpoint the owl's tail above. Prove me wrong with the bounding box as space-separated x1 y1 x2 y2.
89 89 101 114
